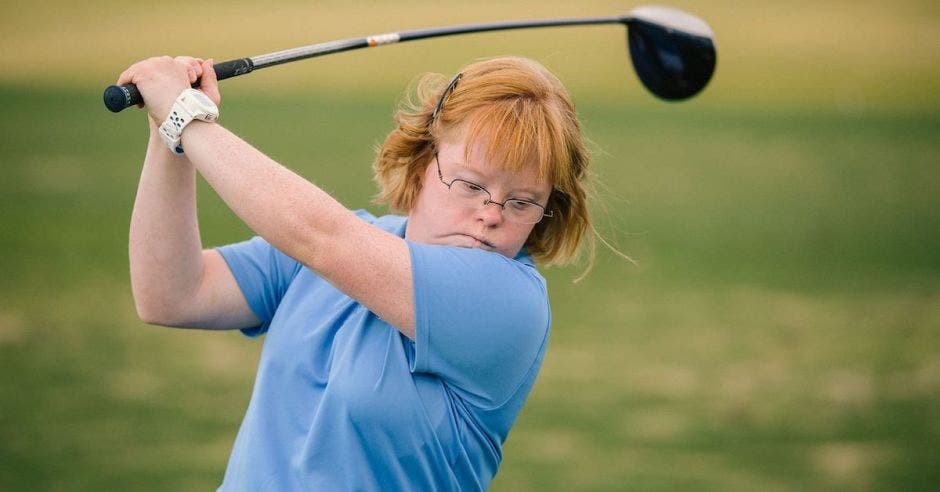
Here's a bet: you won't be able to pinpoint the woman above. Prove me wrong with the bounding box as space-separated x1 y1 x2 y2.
120 54 592 490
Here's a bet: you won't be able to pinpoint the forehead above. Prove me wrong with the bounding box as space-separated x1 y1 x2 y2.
436 104 563 179
435 134 551 199
438 133 544 180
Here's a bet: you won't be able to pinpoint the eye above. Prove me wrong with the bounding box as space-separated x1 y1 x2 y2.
507 199 535 211
464 181 485 192
453 180 487 195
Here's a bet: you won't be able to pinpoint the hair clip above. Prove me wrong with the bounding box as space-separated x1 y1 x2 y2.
431 72 463 121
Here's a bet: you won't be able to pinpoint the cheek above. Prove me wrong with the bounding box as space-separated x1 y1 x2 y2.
503 223 535 248
518 225 537 244
411 182 460 230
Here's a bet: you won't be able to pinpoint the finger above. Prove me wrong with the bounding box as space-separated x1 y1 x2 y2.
118 56 166 85
173 55 198 66
115 63 143 107
191 59 203 78
188 57 205 76
173 56 203 78
116 62 140 85
199 58 221 105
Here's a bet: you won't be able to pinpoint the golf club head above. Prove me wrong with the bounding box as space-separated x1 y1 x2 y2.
623 6 717 100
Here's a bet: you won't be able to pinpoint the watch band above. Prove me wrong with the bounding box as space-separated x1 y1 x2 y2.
158 89 219 154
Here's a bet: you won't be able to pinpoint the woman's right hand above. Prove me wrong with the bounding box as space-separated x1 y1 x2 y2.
117 56 220 126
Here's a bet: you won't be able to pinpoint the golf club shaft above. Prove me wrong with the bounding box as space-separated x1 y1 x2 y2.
104 15 628 112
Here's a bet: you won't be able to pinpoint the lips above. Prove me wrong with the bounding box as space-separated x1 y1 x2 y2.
458 233 495 250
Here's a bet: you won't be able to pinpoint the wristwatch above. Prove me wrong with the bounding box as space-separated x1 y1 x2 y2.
158 88 219 154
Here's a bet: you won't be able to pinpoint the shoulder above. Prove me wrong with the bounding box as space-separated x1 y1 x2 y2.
409 242 549 326
410 242 544 283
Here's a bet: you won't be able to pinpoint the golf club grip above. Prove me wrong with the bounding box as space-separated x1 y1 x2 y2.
102 58 254 113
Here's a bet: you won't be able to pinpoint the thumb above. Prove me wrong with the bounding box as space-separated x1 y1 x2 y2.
199 59 221 106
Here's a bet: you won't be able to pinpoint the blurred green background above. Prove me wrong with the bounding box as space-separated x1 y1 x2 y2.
1 0 938 490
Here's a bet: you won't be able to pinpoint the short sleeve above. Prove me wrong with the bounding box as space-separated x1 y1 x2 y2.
216 236 303 337
409 243 551 409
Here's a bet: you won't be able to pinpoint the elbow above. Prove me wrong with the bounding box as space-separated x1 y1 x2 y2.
129 268 199 327
132 289 182 326
133 297 169 326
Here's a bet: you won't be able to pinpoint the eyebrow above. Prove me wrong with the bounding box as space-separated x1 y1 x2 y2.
449 161 548 201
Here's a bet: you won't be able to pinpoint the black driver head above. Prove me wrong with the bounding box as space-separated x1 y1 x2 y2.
623 6 717 100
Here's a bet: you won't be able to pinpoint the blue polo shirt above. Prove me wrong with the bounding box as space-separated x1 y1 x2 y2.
215 211 550 491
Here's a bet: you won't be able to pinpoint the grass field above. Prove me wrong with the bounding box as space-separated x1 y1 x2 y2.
1 1 939 490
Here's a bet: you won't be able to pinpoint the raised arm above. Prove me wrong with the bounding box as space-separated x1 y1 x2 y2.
120 57 415 338
127 58 259 330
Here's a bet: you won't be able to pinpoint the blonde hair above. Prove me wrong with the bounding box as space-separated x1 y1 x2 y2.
373 56 593 267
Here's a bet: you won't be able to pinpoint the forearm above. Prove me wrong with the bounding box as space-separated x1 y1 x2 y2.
181 121 351 268
179 120 415 335
117 51 414 334
128 121 205 323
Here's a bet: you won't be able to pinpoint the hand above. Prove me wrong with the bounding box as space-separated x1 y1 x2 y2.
181 56 221 107
117 56 221 123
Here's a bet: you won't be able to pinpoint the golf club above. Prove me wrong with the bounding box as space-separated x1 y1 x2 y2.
103 5 716 113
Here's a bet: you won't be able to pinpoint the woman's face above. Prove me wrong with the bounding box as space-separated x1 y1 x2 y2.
405 132 552 259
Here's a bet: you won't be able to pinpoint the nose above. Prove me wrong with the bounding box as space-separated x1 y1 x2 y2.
475 201 504 227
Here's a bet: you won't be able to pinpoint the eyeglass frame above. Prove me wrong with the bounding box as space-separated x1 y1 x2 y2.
434 153 553 224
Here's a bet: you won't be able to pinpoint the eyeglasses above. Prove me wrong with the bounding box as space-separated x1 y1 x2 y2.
435 153 553 224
